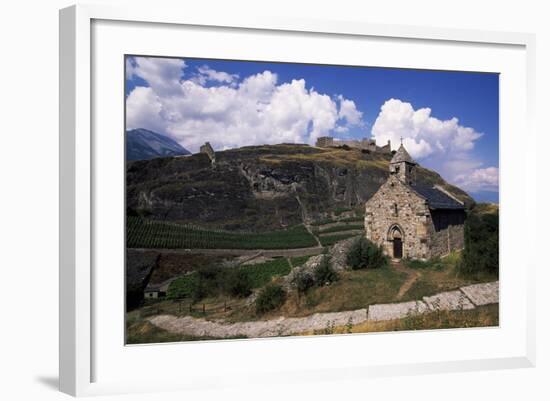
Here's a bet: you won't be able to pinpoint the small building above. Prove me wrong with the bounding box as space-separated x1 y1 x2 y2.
364 144 466 260
144 285 165 299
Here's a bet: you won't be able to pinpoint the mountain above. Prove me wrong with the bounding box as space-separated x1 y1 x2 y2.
126 144 474 231
126 128 191 161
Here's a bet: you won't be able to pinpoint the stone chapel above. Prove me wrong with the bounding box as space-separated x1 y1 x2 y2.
364 143 466 260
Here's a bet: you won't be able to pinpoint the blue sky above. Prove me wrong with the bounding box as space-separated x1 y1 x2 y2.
125 56 499 202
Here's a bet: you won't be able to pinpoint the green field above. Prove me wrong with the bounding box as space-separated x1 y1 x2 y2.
310 216 364 226
167 258 291 299
127 217 317 249
319 233 362 247
238 258 291 287
317 224 364 234
290 255 311 267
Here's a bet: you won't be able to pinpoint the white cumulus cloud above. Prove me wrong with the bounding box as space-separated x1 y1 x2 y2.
126 57 364 152
454 167 499 192
128 57 187 96
195 65 239 85
371 98 483 159
371 98 497 193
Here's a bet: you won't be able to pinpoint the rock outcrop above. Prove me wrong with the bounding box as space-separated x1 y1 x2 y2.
126 144 473 231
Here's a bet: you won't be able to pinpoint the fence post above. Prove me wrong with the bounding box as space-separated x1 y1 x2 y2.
224 301 227 312
203 303 205 314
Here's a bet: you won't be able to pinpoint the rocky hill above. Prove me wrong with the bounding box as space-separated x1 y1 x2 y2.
126 144 473 231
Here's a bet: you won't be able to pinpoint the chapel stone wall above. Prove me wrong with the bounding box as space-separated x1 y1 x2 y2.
365 176 431 259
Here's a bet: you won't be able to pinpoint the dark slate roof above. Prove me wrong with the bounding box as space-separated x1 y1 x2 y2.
411 184 465 210
391 144 415 164
126 250 159 293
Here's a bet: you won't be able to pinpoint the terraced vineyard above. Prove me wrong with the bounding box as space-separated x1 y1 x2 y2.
127 217 318 250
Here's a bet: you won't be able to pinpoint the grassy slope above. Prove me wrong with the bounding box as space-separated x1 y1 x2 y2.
298 304 499 336
401 251 498 301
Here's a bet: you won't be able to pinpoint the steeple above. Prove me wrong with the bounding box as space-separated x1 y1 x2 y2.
390 142 416 185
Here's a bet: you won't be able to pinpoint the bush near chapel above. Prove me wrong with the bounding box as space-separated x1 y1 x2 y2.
459 206 499 276
346 237 387 270
255 284 287 315
314 255 339 285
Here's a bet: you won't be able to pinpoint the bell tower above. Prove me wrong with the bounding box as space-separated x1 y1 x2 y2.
389 140 416 186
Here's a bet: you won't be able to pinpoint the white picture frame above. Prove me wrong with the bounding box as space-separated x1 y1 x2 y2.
59 4 536 397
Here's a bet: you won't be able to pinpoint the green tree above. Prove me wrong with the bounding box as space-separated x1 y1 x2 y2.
459 211 499 276
346 237 387 270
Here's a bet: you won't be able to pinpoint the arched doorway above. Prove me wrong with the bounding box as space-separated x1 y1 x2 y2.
388 225 403 259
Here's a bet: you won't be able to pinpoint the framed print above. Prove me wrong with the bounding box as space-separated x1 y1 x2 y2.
59 4 536 397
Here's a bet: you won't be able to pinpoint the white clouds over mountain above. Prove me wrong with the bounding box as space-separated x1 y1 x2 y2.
126 57 497 194
454 167 499 193
126 57 363 153
372 98 483 159
371 98 497 193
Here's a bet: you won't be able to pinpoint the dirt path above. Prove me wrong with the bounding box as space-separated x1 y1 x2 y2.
148 281 499 338
391 259 420 300
130 246 324 258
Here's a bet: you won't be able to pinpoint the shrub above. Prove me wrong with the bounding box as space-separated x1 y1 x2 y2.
255 284 287 314
346 237 387 270
167 272 199 300
223 269 252 298
459 211 499 276
291 271 315 294
314 255 338 285
404 257 444 270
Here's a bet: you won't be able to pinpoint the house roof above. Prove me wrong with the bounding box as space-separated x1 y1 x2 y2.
126 250 159 292
411 184 465 210
391 144 415 164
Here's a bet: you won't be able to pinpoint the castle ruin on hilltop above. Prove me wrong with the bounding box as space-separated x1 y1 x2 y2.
200 142 216 164
315 136 392 154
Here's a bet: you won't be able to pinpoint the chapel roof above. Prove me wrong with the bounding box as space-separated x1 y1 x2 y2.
411 184 465 210
391 143 415 164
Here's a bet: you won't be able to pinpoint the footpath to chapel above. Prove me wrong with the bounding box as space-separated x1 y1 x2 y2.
150 281 499 338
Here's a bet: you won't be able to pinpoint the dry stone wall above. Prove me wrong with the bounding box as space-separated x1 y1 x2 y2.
426 219 464 258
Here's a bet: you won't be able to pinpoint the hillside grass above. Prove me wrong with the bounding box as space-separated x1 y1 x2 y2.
259 147 391 169
126 320 247 344
317 224 364 234
401 251 498 301
278 266 408 317
127 216 317 250
297 304 499 336
319 233 362 247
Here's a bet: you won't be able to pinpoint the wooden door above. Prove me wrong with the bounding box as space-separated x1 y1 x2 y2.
393 238 403 258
